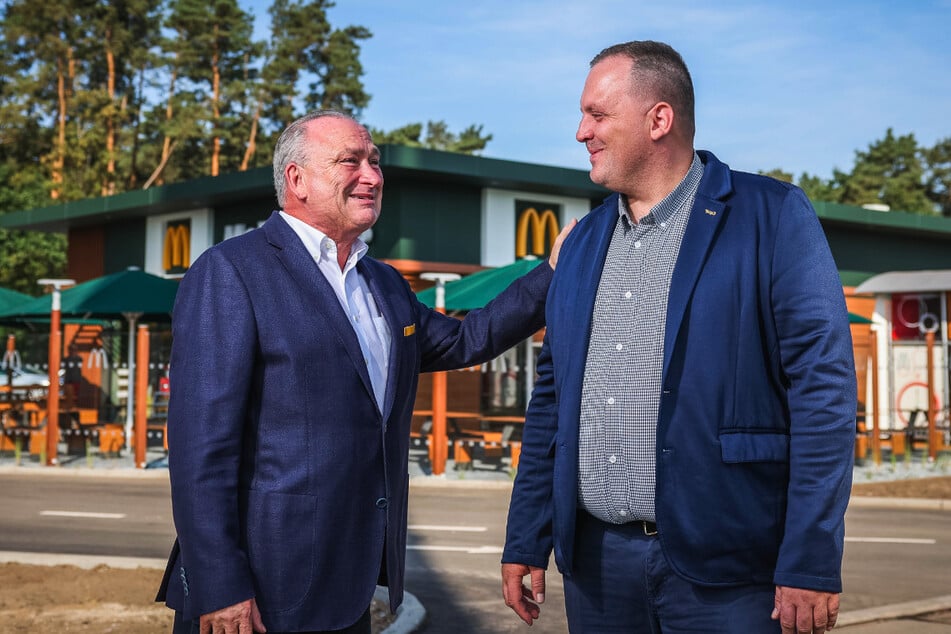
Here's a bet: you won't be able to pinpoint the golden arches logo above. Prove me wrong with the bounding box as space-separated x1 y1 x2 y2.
163 224 190 272
516 208 559 258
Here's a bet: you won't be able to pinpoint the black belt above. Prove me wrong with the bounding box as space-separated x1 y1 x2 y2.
580 510 658 536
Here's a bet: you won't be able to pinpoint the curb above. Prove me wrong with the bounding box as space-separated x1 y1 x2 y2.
838 594 951 627
376 586 426 634
0 550 167 569
0 464 170 478
848 496 951 511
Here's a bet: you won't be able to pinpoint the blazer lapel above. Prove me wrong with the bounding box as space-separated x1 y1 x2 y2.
559 199 619 433
568 200 619 363
263 213 377 406
662 154 732 375
360 259 401 423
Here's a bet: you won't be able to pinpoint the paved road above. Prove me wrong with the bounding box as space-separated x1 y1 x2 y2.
1 470 950 632
0 470 175 559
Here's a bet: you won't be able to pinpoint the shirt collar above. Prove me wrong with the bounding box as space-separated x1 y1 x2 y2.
279 211 368 271
618 152 704 227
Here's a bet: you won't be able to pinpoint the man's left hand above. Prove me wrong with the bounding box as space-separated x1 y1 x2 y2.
772 585 839 633
547 219 577 269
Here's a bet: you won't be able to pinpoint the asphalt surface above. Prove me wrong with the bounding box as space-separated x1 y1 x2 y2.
1 449 951 633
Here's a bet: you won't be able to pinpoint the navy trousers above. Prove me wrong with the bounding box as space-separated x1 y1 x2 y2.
563 511 779 633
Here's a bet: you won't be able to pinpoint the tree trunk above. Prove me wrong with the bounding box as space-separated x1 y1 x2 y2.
128 65 145 189
154 65 178 188
239 100 261 171
144 139 177 189
51 55 67 200
102 31 117 196
210 25 221 177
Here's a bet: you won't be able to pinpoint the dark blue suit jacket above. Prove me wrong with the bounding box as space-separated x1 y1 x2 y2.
503 151 855 593
157 212 553 631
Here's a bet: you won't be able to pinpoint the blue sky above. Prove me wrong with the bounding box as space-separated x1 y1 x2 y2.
244 0 950 180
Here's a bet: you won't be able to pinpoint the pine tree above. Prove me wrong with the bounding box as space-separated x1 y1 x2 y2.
840 128 934 214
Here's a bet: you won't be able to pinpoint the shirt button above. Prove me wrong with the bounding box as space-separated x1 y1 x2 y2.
607 397 615 405
608 455 617 464
619 509 628 517
625 291 632 299
375 497 388 509
660 222 667 228
634 241 642 249
615 343 623 351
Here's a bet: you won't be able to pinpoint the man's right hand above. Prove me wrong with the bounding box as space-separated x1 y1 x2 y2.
199 597 266 633
501 562 546 625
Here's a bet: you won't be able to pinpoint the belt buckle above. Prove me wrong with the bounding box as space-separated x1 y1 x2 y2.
642 521 658 536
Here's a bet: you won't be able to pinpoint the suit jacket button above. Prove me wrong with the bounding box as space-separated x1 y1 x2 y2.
375 497 388 509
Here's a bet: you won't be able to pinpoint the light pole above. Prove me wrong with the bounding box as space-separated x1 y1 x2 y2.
38 278 75 466
420 272 460 475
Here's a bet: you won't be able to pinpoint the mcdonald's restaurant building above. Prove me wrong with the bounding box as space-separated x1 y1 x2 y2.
3 145 951 442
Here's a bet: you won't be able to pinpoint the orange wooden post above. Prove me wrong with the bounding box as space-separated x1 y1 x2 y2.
926 330 937 461
39 278 74 466
46 323 61 465
420 272 460 476
869 329 881 466
431 370 448 475
135 324 149 468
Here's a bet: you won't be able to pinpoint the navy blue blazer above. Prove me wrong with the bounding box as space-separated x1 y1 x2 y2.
503 151 855 593
157 212 553 631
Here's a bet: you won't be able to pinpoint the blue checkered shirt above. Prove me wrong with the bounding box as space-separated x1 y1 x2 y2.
578 153 703 524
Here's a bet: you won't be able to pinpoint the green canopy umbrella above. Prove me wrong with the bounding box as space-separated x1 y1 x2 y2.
0 287 32 313
0 267 178 322
416 258 544 311
0 267 180 444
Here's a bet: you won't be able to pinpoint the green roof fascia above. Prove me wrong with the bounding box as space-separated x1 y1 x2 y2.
2 146 604 233
0 168 275 232
813 201 951 237
378 144 608 200
838 270 876 287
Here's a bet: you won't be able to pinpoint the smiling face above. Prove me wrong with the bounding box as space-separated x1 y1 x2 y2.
283 116 383 244
575 55 656 197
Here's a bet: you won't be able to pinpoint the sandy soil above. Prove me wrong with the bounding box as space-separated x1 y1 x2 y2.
3 476 949 633
0 562 395 633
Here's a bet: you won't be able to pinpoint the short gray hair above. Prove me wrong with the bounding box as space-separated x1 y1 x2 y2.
272 110 356 208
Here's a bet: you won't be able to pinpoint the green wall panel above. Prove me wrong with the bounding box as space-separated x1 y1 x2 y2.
372 179 482 264
103 218 146 273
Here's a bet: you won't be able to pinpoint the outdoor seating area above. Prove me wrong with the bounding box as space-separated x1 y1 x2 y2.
0 268 175 468
410 410 523 472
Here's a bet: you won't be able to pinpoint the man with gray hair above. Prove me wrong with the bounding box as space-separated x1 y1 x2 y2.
158 110 571 633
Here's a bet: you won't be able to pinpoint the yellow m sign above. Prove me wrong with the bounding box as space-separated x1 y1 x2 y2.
163 223 191 272
516 208 559 258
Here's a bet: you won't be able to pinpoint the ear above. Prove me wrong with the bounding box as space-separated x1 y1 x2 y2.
285 163 306 202
647 101 675 141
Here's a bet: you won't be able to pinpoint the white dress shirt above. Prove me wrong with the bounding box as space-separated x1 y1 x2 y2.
280 211 391 410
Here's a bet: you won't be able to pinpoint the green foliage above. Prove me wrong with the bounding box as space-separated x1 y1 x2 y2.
759 168 793 183
369 120 493 155
0 228 67 294
922 137 951 216
839 128 934 214
790 128 947 214
797 173 843 205
0 0 376 196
